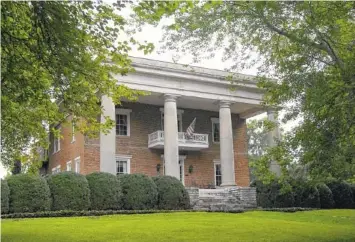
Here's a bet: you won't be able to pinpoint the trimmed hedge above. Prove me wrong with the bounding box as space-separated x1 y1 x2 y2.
153 176 190 210
7 174 51 213
293 183 320 208
317 183 335 209
326 181 354 208
86 172 122 210
351 184 355 208
261 207 318 213
47 172 90 211
255 181 294 208
1 209 199 219
1 179 10 214
119 174 158 210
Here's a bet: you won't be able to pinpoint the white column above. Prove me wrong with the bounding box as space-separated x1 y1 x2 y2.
267 110 281 176
163 94 180 179
100 95 116 174
219 101 236 186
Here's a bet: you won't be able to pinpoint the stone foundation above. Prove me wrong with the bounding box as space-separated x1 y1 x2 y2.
186 187 257 211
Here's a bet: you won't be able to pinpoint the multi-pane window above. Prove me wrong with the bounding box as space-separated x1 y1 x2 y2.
160 109 183 132
53 125 61 153
66 161 72 171
52 165 61 174
211 118 220 143
115 109 131 136
116 114 128 135
75 157 80 173
116 155 131 175
215 163 222 186
116 160 128 175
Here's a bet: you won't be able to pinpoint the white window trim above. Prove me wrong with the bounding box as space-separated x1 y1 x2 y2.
52 165 61 174
115 109 132 137
213 159 221 187
211 118 220 143
71 120 76 143
53 126 61 154
160 108 184 132
66 161 72 171
115 154 132 174
74 156 81 173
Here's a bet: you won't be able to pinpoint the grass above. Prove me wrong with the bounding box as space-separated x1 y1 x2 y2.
2 210 355 242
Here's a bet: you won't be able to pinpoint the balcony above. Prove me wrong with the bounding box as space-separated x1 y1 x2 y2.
148 130 209 151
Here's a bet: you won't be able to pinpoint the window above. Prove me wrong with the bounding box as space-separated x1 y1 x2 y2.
116 155 131 175
160 108 183 132
214 160 222 186
53 125 61 153
71 120 76 143
211 118 220 143
74 156 80 173
66 161 72 171
52 165 61 174
115 109 132 136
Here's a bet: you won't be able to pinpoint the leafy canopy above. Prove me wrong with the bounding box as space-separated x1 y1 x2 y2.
133 1 355 182
1 1 153 168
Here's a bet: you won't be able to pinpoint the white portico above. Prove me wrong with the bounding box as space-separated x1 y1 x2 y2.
100 57 274 186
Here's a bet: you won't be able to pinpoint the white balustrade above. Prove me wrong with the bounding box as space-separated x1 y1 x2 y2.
148 130 209 148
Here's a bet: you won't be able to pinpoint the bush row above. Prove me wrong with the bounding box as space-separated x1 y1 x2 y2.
252 180 354 209
1 173 190 214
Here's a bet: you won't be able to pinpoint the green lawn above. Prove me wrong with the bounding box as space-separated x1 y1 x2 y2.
2 210 355 242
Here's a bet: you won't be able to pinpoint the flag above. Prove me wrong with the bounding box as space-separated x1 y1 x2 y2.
186 118 196 138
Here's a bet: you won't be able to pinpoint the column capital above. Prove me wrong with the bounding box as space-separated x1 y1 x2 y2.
164 94 180 102
219 100 232 108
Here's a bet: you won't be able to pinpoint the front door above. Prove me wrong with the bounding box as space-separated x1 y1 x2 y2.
162 156 185 185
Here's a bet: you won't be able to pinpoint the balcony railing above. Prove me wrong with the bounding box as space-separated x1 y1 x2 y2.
148 130 209 150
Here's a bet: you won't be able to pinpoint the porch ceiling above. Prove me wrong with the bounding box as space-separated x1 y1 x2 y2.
123 93 264 117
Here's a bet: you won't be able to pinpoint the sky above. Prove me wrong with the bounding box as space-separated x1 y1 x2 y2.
0 3 299 178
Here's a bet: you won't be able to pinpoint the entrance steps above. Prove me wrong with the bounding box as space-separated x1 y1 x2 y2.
186 187 257 211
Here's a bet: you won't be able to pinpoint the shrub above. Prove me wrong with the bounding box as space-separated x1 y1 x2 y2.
327 181 354 208
254 181 274 208
255 180 294 208
316 183 334 209
293 182 320 208
7 174 51 213
274 188 295 208
1 179 10 214
86 172 122 210
119 174 158 210
47 172 90 211
351 184 355 208
152 176 190 210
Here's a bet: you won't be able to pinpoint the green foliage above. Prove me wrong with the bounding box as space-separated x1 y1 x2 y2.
133 1 355 182
47 172 90 211
326 181 354 209
119 174 158 210
255 180 294 208
1 1 153 168
7 174 51 213
1 179 10 214
86 172 122 210
316 183 335 209
1 210 197 219
152 176 190 210
292 182 320 208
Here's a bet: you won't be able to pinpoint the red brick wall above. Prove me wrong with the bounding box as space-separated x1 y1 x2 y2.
48 116 85 173
48 102 251 187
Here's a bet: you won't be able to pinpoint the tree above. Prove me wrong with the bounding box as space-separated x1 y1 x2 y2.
1 1 153 169
133 1 355 181
247 119 272 182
